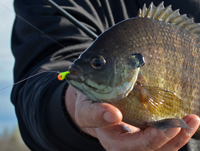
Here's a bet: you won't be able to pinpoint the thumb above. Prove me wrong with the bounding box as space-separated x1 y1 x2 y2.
75 92 122 128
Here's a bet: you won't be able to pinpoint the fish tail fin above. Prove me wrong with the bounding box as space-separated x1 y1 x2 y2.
147 118 191 131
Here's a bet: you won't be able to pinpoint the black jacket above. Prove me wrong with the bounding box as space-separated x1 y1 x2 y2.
11 0 200 150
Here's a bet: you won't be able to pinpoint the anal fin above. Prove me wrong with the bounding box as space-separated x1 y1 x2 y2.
147 118 192 131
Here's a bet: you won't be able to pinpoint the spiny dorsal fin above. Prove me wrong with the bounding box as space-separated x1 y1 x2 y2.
138 2 200 35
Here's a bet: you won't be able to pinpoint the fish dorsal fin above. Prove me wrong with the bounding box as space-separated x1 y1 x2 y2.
138 2 200 35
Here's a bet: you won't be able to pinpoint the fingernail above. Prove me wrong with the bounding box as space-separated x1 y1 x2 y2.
185 117 200 136
103 112 118 123
164 128 180 138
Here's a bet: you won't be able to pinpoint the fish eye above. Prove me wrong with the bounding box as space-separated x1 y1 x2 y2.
90 55 106 69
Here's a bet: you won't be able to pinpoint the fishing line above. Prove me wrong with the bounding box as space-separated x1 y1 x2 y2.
0 2 66 49
0 0 99 52
0 1 93 91
0 70 61 91
0 0 99 91
0 2 65 91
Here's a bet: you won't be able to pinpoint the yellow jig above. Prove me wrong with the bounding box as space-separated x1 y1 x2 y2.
57 71 70 81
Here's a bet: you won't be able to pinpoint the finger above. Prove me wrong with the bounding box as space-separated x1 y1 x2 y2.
129 127 181 150
86 122 140 139
75 91 122 128
95 124 180 151
95 124 138 151
156 114 200 151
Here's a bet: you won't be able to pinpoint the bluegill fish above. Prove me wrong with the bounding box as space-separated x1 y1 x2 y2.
66 2 200 139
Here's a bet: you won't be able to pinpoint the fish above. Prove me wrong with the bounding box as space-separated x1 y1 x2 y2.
66 2 200 139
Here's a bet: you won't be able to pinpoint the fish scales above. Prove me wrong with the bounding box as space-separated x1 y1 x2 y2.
66 2 200 139
111 17 200 126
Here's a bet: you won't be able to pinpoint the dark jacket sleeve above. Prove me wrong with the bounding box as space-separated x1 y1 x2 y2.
11 0 107 150
11 0 200 150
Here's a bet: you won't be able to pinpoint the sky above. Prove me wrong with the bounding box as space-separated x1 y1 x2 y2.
0 0 17 135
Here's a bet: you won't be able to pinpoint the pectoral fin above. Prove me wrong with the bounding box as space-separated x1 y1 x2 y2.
133 85 182 115
147 118 192 131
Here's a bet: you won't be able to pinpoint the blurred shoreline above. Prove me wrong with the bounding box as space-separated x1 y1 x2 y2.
0 126 30 151
0 0 30 150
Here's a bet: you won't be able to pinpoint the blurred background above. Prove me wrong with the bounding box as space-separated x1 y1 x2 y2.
0 0 30 150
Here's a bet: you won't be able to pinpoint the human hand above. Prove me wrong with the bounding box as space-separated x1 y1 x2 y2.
65 85 200 151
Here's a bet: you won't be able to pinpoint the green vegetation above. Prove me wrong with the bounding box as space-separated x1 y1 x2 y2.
0 126 30 151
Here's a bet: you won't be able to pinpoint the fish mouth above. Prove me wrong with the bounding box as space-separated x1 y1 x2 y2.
66 65 141 102
67 65 86 82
